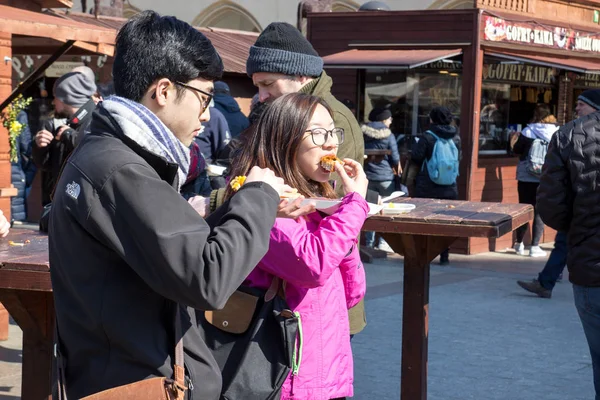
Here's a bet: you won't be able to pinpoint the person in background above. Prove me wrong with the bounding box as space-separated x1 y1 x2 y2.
11 110 35 223
226 93 368 400
411 106 461 265
537 93 600 400
32 67 98 206
517 89 600 298
195 106 231 189
510 104 558 258
362 106 400 253
212 81 249 138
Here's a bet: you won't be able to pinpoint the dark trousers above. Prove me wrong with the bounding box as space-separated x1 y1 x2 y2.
573 285 600 400
538 231 568 290
516 181 545 246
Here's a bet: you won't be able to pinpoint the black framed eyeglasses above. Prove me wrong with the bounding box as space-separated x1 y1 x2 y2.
151 81 213 116
305 127 345 146
174 81 213 116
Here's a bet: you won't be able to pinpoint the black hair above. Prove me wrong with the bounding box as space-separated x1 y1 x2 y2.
113 10 223 101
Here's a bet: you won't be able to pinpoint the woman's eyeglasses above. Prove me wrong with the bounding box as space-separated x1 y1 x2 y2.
150 81 213 116
305 128 345 146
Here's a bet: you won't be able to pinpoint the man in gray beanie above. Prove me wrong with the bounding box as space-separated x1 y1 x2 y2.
33 67 99 207
247 22 367 337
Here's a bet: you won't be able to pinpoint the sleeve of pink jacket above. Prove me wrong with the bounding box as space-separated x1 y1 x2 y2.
258 192 369 289
339 246 366 309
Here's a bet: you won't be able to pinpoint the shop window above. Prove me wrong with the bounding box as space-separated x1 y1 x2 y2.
193 1 261 32
479 60 559 155
361 60 462 156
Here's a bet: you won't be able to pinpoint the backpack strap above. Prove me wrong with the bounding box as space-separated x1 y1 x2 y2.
173 305 187 398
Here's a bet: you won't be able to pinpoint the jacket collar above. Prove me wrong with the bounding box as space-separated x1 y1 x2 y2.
92 105 179 188
361 122 392 139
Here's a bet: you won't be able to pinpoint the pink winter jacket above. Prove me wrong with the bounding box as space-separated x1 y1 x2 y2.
244 192 369 400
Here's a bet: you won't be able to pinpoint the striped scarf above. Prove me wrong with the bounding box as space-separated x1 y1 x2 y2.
102 96 190 190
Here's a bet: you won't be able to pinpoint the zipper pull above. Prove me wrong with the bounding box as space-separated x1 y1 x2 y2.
186 376 194 391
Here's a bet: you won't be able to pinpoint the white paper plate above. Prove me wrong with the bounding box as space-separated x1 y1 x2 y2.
300 199 383 216
381 203 416 215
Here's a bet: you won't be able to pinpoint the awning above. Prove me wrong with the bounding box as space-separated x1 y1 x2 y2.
486 50 600 74
322 49 462 69
0 5 115 45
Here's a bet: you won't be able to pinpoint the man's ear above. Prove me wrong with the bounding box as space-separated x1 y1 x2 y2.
150 78 173 106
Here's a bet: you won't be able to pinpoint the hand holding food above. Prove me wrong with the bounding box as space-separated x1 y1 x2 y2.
334 158 368 198
233 167 297 198
319 154 343 172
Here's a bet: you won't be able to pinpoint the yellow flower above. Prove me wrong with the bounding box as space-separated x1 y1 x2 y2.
9 121 22 133
230 176 247 192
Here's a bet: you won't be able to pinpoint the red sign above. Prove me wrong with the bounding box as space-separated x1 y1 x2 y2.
483 16 600 54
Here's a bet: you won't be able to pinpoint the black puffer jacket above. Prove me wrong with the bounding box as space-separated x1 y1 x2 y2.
537 111 600 287
410 124 461 200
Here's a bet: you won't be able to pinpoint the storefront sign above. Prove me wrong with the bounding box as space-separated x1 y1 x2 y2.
484 15 600 54
44 61 85 78
575 73 600 88
482 63 556 84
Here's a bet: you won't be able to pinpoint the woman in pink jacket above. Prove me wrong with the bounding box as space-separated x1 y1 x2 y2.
226 93 369 400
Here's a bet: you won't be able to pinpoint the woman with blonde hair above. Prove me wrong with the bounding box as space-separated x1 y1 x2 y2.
511 104 558 257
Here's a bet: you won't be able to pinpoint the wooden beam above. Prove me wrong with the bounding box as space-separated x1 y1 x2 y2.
34 0 73 8
12 36 114 56
0 40 74 113
0 6 115 44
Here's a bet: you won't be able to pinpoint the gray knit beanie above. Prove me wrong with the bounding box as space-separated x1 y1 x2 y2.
54 71 97 108
246 22 323 77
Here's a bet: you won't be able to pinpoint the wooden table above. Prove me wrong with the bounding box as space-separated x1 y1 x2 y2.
363 197 533 400
0 229 52 400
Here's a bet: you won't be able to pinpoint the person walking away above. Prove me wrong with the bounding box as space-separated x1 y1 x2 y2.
517 90 600 298
510 104 558 257
362 106 400 253
410 106 461 265
225 93 368 400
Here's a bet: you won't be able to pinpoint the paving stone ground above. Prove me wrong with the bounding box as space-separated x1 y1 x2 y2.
0 243 594 399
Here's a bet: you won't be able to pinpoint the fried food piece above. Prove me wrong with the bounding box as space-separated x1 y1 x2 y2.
319 155 343 172
230 176 247 192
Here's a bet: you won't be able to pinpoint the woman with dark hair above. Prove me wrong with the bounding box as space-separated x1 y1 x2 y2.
226 93 369 400
511 104 558 257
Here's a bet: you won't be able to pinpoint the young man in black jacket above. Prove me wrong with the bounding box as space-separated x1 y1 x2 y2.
537 97 600 399
49 11 291 399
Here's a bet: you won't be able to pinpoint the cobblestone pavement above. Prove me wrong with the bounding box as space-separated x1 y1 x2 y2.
0 244 593 399
353 245 594 400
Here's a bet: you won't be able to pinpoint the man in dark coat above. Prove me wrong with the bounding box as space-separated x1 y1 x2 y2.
537 93 600 400
49 11 290 399
212 81 249 138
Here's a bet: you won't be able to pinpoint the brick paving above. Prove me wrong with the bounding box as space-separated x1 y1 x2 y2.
0 243 594 399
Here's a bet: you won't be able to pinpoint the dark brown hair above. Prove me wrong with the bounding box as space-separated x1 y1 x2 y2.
225 93 337 200
531 104 557 124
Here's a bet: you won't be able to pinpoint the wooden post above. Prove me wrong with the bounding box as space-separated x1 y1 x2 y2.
0 302 8 340
0 31 13 221
383 233 457 400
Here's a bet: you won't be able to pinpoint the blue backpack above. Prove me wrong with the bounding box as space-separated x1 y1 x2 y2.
422 131 459 186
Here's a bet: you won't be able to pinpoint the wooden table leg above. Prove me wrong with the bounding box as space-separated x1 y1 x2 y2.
0 289 55 400
383 234 457 400
0 302 8 340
